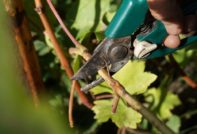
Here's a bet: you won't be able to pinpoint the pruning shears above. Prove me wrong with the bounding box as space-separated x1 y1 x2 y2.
72 0 197 91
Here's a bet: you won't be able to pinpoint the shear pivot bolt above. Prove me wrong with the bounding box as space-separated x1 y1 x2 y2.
109 45 128 62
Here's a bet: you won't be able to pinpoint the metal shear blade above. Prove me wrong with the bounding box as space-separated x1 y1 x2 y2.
72 36 133 81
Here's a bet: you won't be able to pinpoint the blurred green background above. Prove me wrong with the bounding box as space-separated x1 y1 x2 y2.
0 1 73 133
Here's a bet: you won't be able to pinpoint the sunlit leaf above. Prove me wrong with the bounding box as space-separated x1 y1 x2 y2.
91 61 157 95
91 82 113 95
113 61 157 95
92 100 142 128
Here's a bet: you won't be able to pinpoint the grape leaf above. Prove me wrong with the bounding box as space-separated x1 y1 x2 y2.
159 92 181 119
166 115 181 133
113 61 157 95
92 99 142 128
71 0 111 41
91 61 157 95
90 82 113 95
173 43 197 67
145 88 181 119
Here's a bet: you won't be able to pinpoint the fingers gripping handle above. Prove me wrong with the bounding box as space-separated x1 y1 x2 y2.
136 0 197 59
105 0 197 59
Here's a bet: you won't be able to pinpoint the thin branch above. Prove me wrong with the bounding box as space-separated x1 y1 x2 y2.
169 55 197 89
95 94 113 100
34 0 92 109
71 46 175 134
46 0 83 48
112 94 120 113
69 80 76 128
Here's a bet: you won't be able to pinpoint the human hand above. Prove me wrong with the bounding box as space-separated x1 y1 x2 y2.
147 0 197 48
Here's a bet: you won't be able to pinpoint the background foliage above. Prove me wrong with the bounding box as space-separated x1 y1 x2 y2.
1 0 197 133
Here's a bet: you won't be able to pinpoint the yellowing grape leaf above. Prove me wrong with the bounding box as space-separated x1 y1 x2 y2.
92 100 142 128
113 61 157 95
91 61 157 95
91 61 157 128
90 83 113 95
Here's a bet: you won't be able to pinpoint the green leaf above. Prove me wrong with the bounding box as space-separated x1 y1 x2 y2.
145 88 181 119
71 56 81 73
113 61 157 95
72 0 111 41
45 34 54 49
166 115 181 133
95 32 105 41
91 61 157 128
159 92 181 119
91 61 157 95
34 40 51 56
173 49 197 67
49 95 63 108
92 100 142 128
91 82 113 95
39 47 51 56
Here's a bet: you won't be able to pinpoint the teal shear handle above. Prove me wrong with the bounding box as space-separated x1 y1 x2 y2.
105 0 148 38
105 0 197 59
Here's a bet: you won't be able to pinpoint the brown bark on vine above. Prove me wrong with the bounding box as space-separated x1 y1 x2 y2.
4 0 45 106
